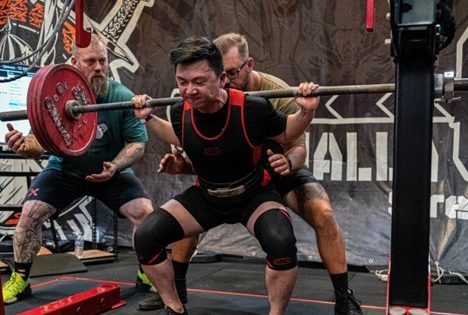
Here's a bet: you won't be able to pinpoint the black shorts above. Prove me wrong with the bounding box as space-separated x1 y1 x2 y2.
271 166 317 197
24 169 149 217
172 184 283 231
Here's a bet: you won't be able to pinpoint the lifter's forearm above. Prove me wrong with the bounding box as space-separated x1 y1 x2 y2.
273 108 315 145
146 115 181 146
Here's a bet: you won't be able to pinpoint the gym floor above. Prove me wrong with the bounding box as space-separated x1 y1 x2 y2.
2 248 467 315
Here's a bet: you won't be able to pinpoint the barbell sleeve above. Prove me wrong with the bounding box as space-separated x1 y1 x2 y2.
0 109 29 121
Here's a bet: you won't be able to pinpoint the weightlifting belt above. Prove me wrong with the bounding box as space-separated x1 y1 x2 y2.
199 165 264 198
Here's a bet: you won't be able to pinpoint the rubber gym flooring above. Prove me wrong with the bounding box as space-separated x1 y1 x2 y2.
2 248 467 315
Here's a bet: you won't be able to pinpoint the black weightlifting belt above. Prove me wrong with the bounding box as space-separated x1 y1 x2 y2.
199 166 264 198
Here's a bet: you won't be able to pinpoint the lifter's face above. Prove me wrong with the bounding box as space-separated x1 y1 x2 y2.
71 42 109 98
222 46 250 91
176 59 226 112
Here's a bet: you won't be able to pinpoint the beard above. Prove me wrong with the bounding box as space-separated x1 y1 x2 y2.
90 76 109 98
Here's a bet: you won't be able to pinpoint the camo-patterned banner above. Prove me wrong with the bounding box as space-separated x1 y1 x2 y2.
0 0 467 273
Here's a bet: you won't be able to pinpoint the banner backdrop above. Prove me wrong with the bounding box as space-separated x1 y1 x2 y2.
0 0 467 273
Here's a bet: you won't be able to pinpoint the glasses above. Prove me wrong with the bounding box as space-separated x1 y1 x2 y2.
225 59 248 80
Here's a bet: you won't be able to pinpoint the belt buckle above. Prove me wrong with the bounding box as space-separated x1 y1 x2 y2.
207 185 246 197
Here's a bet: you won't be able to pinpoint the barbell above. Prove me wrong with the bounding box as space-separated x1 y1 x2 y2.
0 64 467 157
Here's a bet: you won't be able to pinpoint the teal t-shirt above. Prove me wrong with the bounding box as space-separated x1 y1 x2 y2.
45 79 148 178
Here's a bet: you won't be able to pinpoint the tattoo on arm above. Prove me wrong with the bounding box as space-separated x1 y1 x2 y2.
112 142 145 170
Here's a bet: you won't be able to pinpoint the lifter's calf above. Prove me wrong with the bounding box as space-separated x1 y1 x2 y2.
171 236 198 263
134 208 186 312
171 236 198 302
265 266 298 315
141 259 185 313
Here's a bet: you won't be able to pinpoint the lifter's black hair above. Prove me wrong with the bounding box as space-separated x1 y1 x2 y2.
169 36 224 76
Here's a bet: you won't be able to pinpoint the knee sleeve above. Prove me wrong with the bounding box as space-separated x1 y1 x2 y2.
254 209 297 270
134 208 184 265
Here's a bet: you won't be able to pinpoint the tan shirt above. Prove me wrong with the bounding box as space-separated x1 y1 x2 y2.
258 72 306 150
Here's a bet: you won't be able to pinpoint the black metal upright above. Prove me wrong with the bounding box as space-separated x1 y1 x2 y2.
389 0 438 312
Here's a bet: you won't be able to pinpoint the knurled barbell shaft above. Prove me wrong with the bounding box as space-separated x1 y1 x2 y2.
75 96 183 113
1 79 467 122
70 78 468 113
246 83 396 98
74 83 396 114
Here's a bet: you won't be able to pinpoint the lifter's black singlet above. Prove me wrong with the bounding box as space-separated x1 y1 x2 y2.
181 89 263 186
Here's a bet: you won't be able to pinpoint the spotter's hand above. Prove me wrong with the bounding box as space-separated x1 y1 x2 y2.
85 161 118 183
5 123 25 153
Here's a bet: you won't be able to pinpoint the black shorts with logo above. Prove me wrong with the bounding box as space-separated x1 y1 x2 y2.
172 183 283 231
24 169 149 217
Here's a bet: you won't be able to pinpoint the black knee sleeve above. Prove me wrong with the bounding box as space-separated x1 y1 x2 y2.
254 209 298 270
134 208 184 265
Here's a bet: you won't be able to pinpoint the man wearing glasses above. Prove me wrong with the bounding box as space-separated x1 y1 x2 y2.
225 59 248 80
139 33 362 315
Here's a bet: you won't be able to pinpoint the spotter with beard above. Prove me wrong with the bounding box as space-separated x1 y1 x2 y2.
1 33 155 304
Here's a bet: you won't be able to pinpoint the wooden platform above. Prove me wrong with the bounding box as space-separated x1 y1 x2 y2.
66 249 115 260
0 247 52 271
